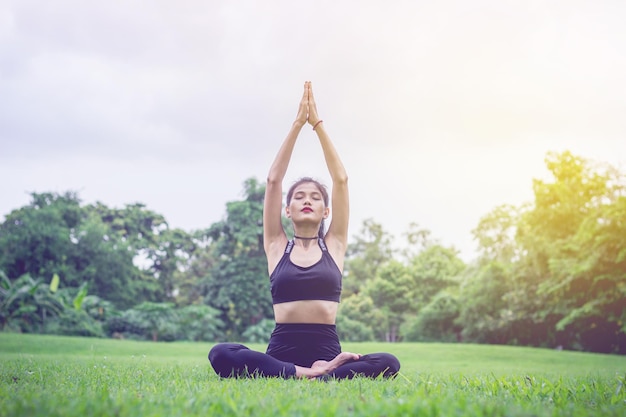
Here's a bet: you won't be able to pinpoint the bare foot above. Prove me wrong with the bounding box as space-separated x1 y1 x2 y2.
294 365 322 379
295 352 361 379
311 360 329 371
314 352 360 375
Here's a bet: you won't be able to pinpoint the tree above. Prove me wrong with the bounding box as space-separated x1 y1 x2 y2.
0 192 172 310
177 304 224 342
541 194 626 353
456 262 514 344
343 219 394 297
132 302 177 342
472 204 524 264
84 202 195 304
0 192 81 282
402 291 461 342
70 213 154 309
366 260 414 342
408 244 465 309
464 151 626 351
337 293 381 342
202 178 273 338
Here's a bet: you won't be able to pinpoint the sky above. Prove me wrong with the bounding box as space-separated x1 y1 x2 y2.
1 0 625 261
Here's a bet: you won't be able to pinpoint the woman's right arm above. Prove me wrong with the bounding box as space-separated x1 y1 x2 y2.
263 83 308 258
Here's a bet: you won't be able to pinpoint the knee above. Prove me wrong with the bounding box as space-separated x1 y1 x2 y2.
208 343 223 360
374 352 401 377
208 343 246 376
208 342 245 362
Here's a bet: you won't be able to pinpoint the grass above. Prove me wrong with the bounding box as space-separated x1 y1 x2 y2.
1 333 625 416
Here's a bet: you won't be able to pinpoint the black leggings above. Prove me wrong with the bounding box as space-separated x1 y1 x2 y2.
208 323 400 379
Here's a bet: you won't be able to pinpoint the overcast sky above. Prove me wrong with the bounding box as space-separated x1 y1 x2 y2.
1 0 625 260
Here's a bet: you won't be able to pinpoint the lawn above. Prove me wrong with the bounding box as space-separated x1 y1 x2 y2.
1 333 625 416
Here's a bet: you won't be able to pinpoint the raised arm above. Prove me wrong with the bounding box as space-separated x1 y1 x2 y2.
263 83 308 259
307 82 349 252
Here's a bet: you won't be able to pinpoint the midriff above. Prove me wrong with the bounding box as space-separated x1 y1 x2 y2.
273 300 339 324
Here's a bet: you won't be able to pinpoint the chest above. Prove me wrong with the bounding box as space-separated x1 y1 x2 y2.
288 245 322 268
288 247 323 268
270 248 343 304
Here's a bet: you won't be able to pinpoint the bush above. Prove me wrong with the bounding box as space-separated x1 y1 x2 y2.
336 315 375 342
242 319 275 343
177 305 225 342
402 291 461 342
45 309 104 338
104 310 149 339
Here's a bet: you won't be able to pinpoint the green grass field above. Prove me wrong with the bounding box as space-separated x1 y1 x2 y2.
1 333 625 416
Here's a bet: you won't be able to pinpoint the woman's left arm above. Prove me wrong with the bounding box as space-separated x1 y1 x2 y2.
307 83 349 253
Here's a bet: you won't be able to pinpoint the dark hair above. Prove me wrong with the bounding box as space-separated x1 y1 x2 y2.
286 177 329 239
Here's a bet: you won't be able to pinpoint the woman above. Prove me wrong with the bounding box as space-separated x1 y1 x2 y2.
209 82 400 379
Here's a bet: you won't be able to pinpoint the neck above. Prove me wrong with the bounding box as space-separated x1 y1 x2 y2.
294 235 318 240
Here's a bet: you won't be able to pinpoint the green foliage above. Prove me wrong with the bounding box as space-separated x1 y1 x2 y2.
1 151 625 352
472 204 522 263
43 309 104 338
455 262 513 344
80 295 115 322
542 194 626 353
0 274 64 332
241 318 275 343
517 152 626 352
463 151 626 353
132 302 177 342
49 273 60 293
0 192 81 282
335 315 375 342
338 293 381 338
343 219 394 297
0 192 166 310
202 178 273 338
176 304 224 342
104 309 150 339
366 260 414 341
69 212 152 309
408 244 465 309
72 283 88 310
403 291 461 342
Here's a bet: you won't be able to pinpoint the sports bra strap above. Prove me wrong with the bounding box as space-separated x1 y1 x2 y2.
285 240 295 254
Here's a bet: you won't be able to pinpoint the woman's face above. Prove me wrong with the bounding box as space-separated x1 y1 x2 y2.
286 182 329 223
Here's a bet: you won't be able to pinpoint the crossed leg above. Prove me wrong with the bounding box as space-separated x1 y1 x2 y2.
313 352 401 379
209 343 400 380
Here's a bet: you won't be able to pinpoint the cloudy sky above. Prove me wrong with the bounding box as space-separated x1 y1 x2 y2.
1 0 625 260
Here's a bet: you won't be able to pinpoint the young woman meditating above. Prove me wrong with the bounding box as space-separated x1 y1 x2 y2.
208 82 400 379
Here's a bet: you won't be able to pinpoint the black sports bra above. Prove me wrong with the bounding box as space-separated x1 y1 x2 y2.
270 239 342 304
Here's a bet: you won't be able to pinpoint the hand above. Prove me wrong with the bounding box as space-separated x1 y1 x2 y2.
306 81 321 127
294 82 309 127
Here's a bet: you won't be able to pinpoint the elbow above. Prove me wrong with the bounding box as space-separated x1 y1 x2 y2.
334 173 348 185
266 174 282 186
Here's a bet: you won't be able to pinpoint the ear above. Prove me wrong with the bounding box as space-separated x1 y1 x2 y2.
323 207 330 219
285 206 291 218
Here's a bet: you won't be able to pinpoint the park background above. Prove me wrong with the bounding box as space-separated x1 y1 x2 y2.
1 1 625 353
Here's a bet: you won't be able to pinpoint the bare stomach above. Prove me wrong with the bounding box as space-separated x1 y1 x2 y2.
273 300 339 324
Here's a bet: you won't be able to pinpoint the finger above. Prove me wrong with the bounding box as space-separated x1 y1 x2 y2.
301 82 308 103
